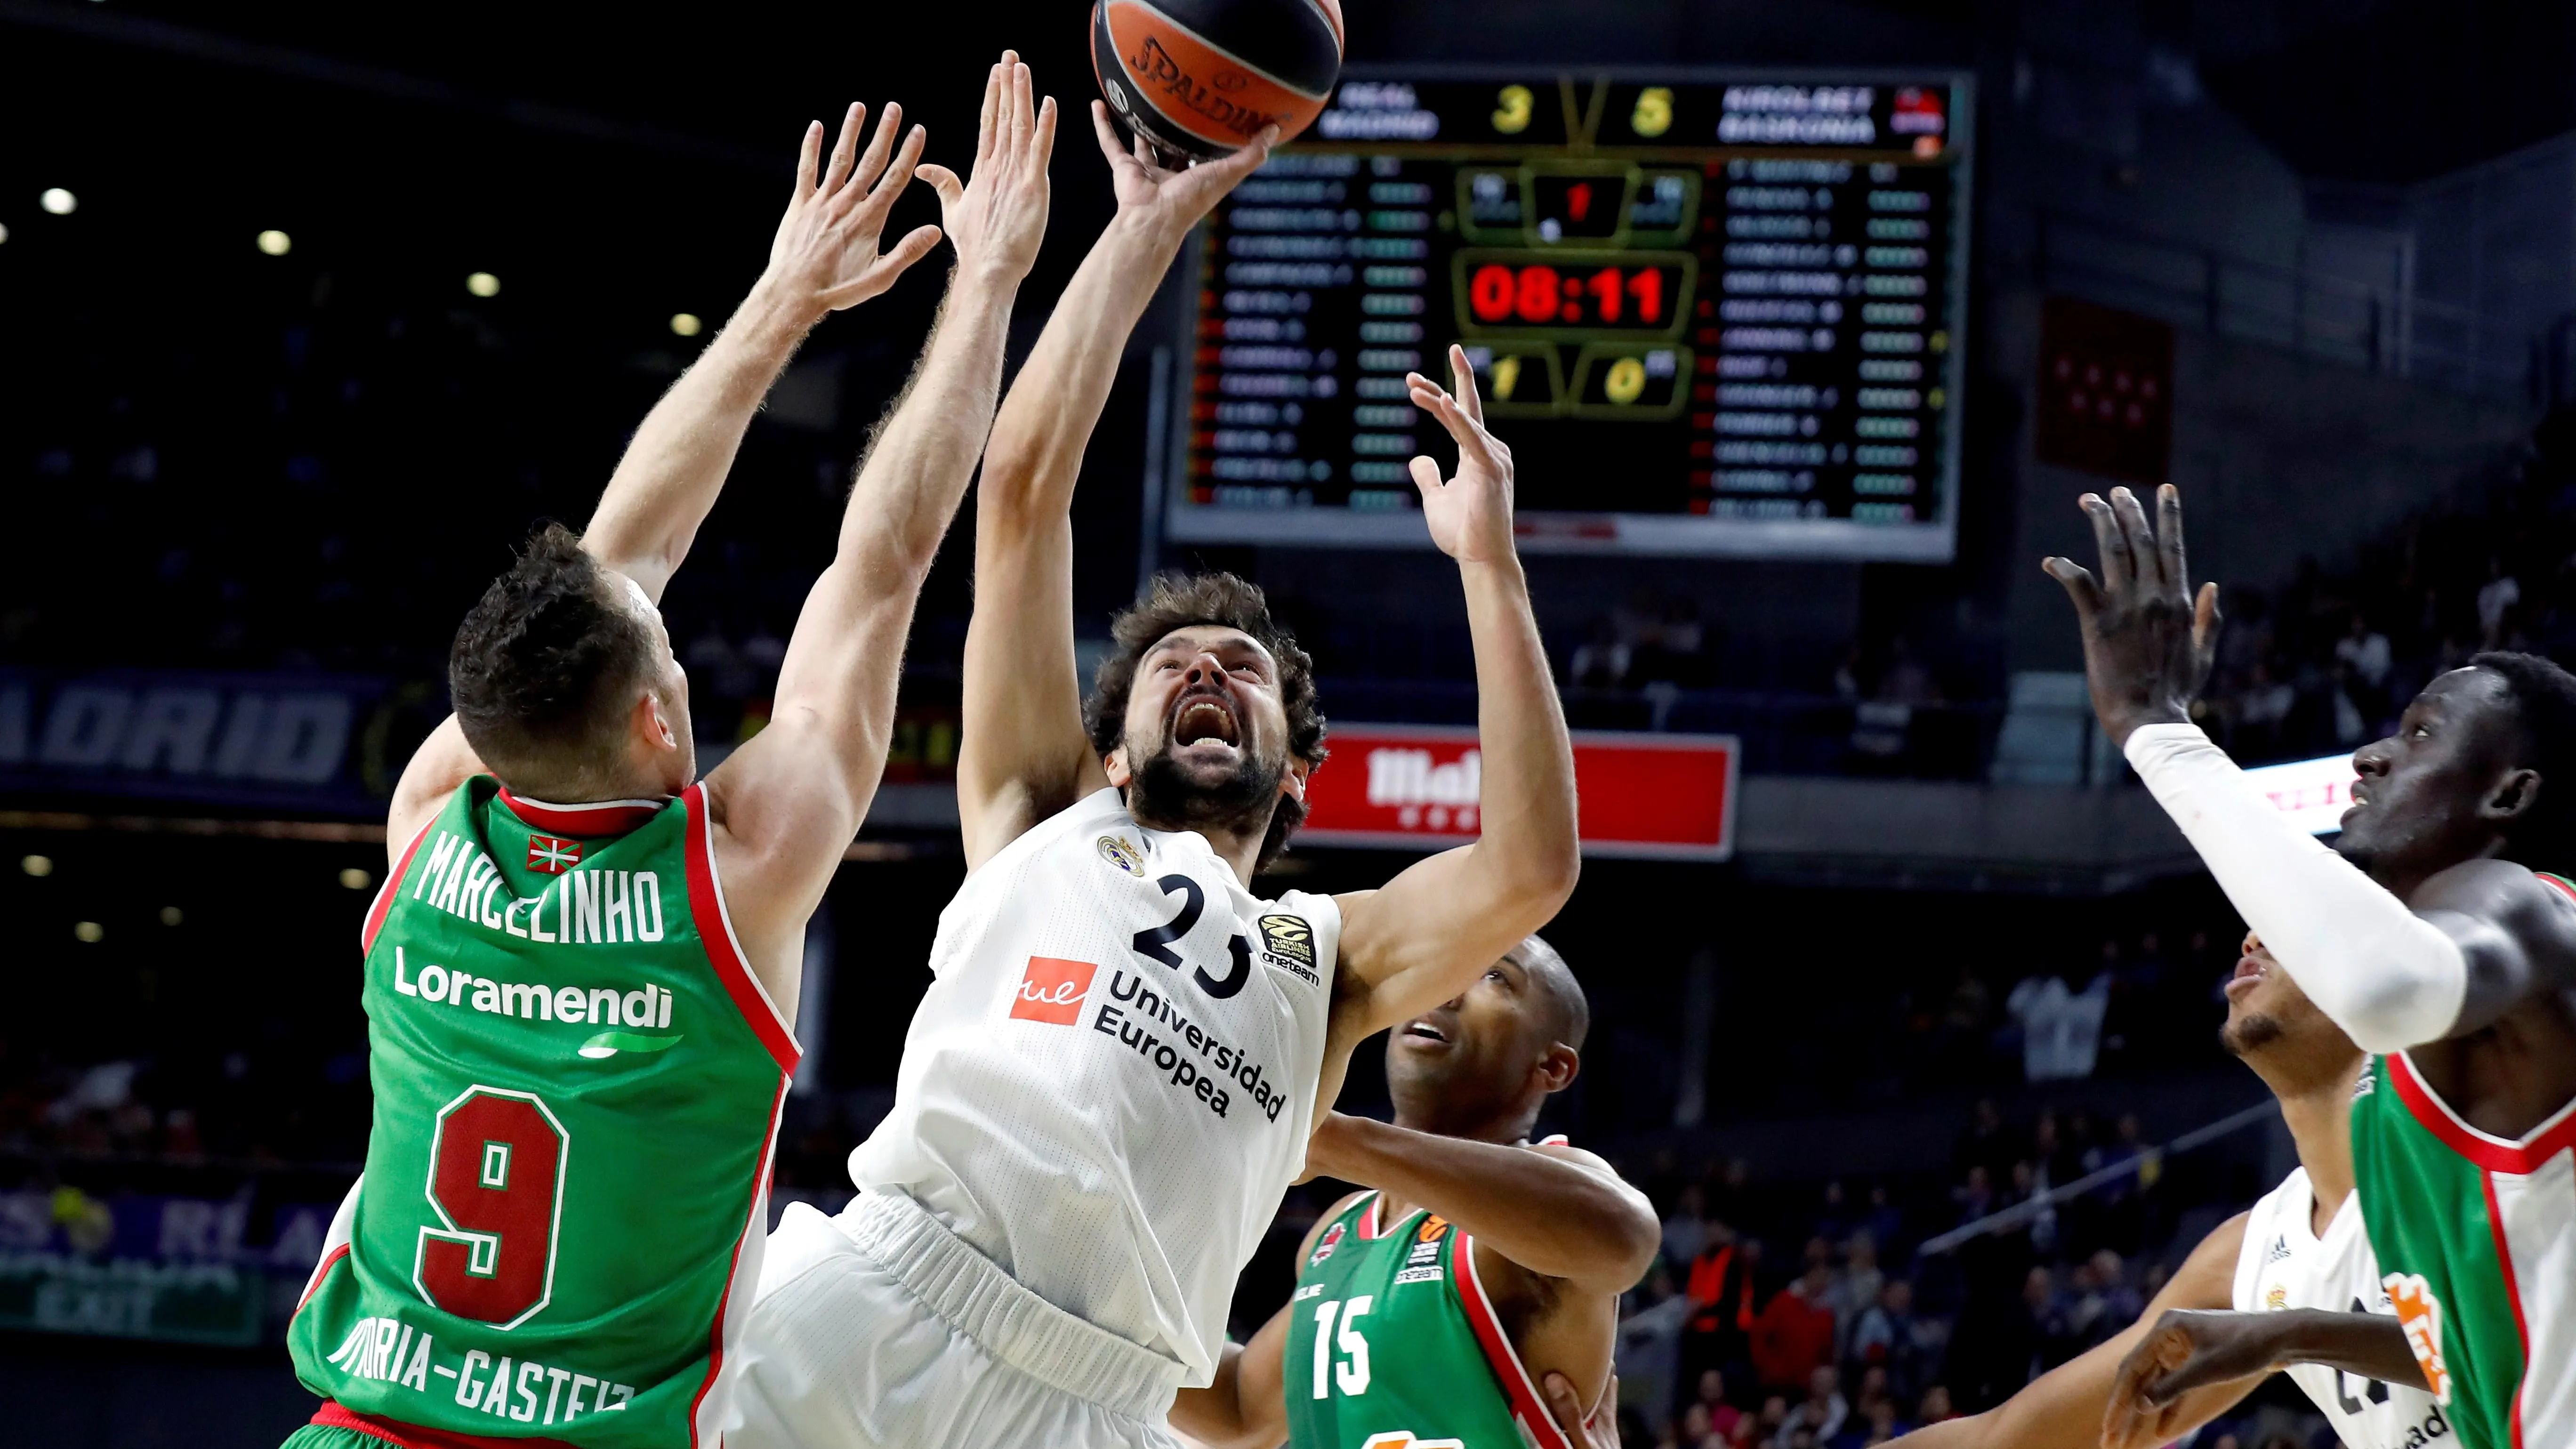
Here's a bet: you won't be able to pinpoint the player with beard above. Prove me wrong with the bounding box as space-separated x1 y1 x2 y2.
723 105 1580 1449
1168 936 1658 1449
1882 931 2447 1449
2041 485 2575 1449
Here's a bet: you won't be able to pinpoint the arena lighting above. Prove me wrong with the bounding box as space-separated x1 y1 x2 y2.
466 270 500 297
670 312 703 337
73 921 103 943
339 867 373 890
2239 750 2360 836
159 906 183 926
258 229 292 256
20 854 52 877
0 223 10 244
39 187 76 215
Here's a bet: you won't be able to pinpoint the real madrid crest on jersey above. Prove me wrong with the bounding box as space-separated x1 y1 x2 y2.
1096 833 1146 877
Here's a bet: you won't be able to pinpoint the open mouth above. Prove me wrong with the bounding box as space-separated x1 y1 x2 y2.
1400 1020 1451 1044
2224 953 2267 1000
1172 693 1241 749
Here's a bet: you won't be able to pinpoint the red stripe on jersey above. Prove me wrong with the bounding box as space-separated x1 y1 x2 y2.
297 1243 352 1313
685 1075 790 1448
680 783 799 1074
363 815 439 955
496 787 666 838
2389 1052 2576 1174
2479 1169 2532 1449
1453 1232 1577 1449
310 1401 576 1449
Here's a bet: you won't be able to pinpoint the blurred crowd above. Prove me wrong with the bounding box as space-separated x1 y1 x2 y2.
2199 405 2576 765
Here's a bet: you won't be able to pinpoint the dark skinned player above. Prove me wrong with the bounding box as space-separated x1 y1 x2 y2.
1169 937 1658 1449
2043 484 2576 1449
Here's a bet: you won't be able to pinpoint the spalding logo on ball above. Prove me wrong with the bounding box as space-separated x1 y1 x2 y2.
1092 0 1344 165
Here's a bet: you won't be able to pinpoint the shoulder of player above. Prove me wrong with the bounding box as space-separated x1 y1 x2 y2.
1298 1190 1374 1261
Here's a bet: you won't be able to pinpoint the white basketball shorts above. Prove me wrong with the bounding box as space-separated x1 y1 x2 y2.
720 1191 1191 1449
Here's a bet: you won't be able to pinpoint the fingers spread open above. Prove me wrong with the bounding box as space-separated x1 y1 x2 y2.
915 162 965 208
976 61 1003 166
824 102 866 195
1408 454 1444 499
2082 493 2134 594
2194 580 2222 645
2043 556 2104 626
1011 59 1035 151
1090 99 1130 169
1447 342 1484 424
2110 486 2160 591
2155 483 2190 596
847 102 901 197
1030 95 1059 169
794 120 824 200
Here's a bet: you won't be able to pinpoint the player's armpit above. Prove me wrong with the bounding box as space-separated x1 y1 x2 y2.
1887 1210 2252 1449
386 716 485 869
2411 857 2576 1035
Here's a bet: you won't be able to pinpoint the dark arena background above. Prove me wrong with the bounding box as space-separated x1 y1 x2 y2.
7 0 2576 1445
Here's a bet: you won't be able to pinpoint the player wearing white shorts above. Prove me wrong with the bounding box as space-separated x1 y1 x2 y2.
1888 935 2446 1449
720 96 1582 1449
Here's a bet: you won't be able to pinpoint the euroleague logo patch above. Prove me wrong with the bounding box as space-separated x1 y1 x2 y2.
1011 956 1098 1026
1258 913 1319 983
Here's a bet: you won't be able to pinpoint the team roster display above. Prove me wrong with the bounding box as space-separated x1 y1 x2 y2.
1168 70 1974 559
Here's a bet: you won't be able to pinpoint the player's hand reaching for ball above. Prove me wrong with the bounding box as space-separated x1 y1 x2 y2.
1092 101 1276 247
919 52 1057 286
2043 483 2222 749
1408 344 1519 566
763 101 944 317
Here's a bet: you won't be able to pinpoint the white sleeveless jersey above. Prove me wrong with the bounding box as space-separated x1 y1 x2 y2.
848 788 1340 1385
2233 1167 2455 1448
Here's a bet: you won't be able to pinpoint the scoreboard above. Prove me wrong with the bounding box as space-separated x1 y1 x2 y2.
1163 69 1974 560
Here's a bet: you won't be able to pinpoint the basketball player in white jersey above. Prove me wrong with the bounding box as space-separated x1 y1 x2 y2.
1884 933 2448 1449
721 102 1582 1449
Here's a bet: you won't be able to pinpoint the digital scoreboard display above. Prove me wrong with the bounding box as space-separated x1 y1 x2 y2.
1165 69 1974 559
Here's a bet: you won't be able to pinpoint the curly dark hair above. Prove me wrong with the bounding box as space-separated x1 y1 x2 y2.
2471 651 2576 877
1084 572 1328 870
449 522 660 790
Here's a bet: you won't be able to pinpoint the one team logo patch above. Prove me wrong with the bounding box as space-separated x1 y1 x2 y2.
2383 1272 2453 1405
1011 956 1097 1026
526 836 583 874
1309 1221 1346 1266
1097 835 1146 877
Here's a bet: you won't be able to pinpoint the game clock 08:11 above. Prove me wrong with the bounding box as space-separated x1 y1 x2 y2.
1455 251 1695 338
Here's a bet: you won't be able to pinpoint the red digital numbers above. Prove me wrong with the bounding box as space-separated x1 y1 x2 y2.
416 1087 567 1328
1468 263 1671 327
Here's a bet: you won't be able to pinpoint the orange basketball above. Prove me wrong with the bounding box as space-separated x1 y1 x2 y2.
1090 0 1344 163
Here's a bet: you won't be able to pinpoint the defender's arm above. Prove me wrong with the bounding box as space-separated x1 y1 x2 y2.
1329 352 1580 1043
956 106 1273 870
706 58 1053 1014
1888 1212 2251 1449
2103 1306 2425 1449
1168 1191 1357 1449
1304 1115 1656 1293
385 103 942 860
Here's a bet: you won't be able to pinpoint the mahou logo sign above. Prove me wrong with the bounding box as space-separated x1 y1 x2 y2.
1011 956 1099 1025
1299 725 1739 860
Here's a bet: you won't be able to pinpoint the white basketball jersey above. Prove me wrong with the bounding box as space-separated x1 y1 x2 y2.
849 788 1340 1385
2233 1167 2455 1448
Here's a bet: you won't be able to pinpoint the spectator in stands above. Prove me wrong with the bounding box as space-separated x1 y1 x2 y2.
1570 616 1632 689
1846 1278 1932 1402
1772 1366 1847 1448
1857 1184 1904 1257
1913 1385 1955 1427
1828 1231 1883 1354
1951 1098 2016 1184
2063 1247 2141 1352
1618 1265 1692 1433
1750 1259 1839 1393
1664 1182 1709 1266
1682 1220 1761 1384
1692 1369 1744 1444
2479 555 2521 646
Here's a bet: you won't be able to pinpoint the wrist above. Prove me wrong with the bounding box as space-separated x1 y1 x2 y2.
1107 206 1194 259
732 278 826 347
1457 549 1530 590
2103 704 2193 751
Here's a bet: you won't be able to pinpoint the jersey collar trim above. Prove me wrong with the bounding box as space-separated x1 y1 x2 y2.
362 814 440 955
2389 1051 2576 1174
497 788 668 837
1452 1231 1577 1449
680 782 801 1074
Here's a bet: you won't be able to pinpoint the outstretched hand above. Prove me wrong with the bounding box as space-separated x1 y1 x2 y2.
765 101 943 316
1091 101 1275 244
919 51 1057 286
2044 483 2222 749
1407 344 1518 565
1541 1371 1620 1449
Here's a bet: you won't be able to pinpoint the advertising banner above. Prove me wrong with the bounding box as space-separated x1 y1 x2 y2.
1297 724 1739 859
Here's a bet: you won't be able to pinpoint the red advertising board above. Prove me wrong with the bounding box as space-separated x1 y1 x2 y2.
1296 724 1739 860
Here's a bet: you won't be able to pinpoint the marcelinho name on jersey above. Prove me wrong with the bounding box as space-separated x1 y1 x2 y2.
408 830 668 946
323 1314 636 1430
1091 969 1286 1122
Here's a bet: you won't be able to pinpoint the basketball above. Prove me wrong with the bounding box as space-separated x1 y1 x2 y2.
1090 0 1343 163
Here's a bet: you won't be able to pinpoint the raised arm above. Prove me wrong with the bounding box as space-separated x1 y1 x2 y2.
703 56 1054 1012
384 101 943 860
1305 1113 1656 1292
954 105 1274 870
1326 349 1581 1048
2046 484 2576 1051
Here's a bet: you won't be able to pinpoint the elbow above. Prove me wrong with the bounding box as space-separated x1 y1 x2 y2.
2327 938 2469 1054
1603 1202 1663 1287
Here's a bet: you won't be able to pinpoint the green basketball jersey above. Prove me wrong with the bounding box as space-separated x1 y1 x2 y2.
288 778 799 1448
2352 1034 2576 1449
1282 1191 1575 1449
